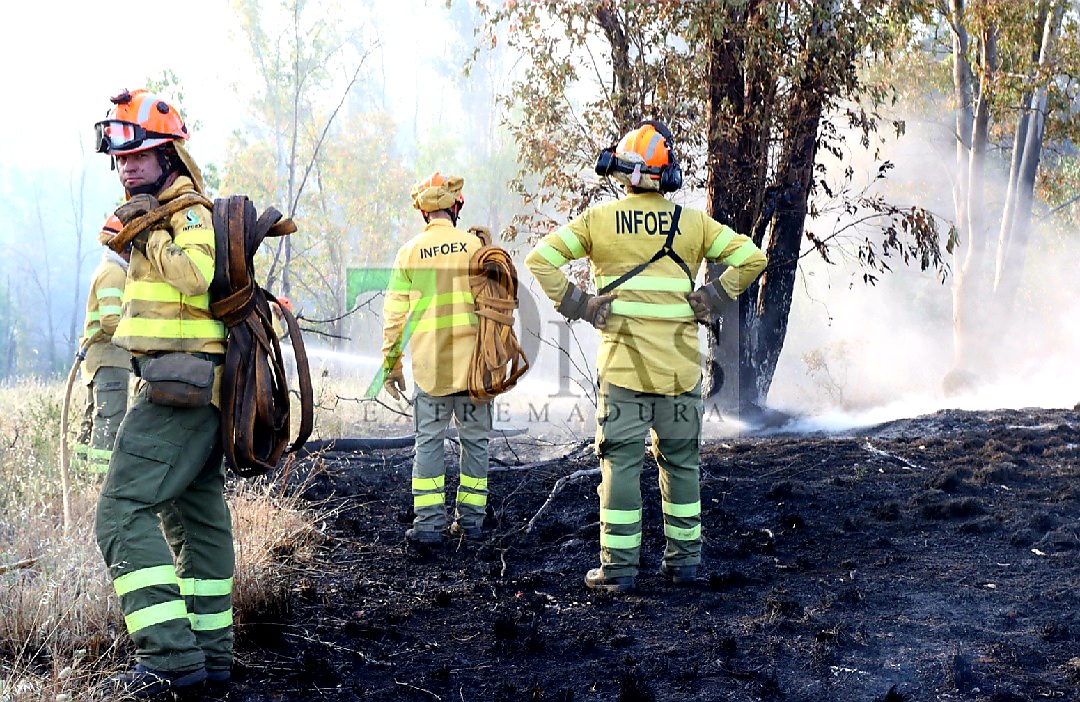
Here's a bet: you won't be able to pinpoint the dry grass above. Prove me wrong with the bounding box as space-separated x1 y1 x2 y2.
0 380 324 701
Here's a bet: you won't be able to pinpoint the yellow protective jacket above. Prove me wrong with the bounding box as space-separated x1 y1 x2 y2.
80 249 131 382
113 175 226 356
381 219 483 396
525 191 767 396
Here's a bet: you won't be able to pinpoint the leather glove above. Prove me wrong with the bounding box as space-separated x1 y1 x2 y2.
114 193 160 226
384 366 407 401
557 283 616 330
687 281 728 325
585 294 616 329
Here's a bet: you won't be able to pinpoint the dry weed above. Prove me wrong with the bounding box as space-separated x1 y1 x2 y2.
0 381 325 700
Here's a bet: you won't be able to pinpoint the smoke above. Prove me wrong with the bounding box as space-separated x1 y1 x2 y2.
768 112 1080 429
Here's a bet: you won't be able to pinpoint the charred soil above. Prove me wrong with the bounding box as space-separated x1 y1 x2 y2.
222 407 1080 702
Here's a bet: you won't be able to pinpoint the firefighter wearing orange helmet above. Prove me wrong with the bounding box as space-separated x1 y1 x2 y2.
93 89 232 697
74 215 132 476
379 172 494 545
525 120 767 593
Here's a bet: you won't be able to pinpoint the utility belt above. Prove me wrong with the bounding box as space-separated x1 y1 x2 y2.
132 351 224 408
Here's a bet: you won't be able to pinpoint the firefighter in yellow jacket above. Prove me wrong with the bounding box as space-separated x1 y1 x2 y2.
75 214 131 476
380 172 492 545
93 89 232 697
525 121 767 593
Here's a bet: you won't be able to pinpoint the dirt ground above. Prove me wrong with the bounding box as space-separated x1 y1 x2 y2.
220 406 1080 702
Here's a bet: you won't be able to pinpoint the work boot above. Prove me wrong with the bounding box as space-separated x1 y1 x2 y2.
584 568 635 593
405 527 444 545
450 522 483 539
660 562 700 586
205 668 231 696
103 664 207 699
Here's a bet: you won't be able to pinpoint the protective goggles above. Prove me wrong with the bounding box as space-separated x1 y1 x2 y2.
94 120 176 154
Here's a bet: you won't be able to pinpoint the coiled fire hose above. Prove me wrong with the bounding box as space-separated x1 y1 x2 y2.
467 245 529 401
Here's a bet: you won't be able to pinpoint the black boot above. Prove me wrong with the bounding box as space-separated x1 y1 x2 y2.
584 568 635 593
104 664 207 699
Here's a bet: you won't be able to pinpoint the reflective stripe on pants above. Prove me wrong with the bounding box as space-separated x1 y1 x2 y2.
412 389 493 532
95 387 232 673
594 381 703 579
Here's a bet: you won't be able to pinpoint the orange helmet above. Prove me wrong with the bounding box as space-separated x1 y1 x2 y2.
599 120 682 192
94 89 189 156
616 123 673 173
97 214 123 246
101 214 123 238
410 171 465 212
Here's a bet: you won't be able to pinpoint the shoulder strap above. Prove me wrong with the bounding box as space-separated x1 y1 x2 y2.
598 205 686 295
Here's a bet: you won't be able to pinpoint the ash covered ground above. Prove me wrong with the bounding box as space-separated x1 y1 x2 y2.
221 407 1080 702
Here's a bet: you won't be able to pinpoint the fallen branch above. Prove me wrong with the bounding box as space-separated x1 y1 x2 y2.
525 467 600 534
489 439 590 473
0 558 39 575
394 680 442 700
863 441 925 470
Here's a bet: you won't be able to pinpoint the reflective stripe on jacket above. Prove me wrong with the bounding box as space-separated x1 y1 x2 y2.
525 191 767 395
112 176 227 356
381 220 482 396
81 250 132 380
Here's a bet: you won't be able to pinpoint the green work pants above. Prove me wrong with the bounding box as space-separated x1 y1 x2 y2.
411 389 493 533
77 366 130 475
594 381 703 579
95 387 233 674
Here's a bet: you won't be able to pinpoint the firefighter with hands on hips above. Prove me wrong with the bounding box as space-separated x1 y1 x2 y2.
93 88 233 697
75 214 131 476
525 120 767 593
379 172 493 545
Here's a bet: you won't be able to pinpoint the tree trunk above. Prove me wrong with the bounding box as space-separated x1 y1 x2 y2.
754 91 824 404
595 5 636 130
703 0 770 410
709 0 831 413
995 1 1047 282
993 0 1065 311
949 0 974 236
945 0 982 388
952 25 997 378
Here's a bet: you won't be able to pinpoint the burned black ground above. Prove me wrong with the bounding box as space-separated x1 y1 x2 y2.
222 407 1080 702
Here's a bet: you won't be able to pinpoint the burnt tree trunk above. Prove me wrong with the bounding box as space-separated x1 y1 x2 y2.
703 0 771 410
706 0 829 413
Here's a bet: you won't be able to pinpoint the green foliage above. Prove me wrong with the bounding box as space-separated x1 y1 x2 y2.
223 0 412 336
477 0 945 255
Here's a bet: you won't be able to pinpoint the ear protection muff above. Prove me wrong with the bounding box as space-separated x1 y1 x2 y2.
594 119 683 193
594 146 618 177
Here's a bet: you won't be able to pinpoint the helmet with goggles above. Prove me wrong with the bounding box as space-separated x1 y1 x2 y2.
595 120 683 193
94 89 189 156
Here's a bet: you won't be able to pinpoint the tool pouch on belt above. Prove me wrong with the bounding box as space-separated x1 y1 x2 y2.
138 353 215 408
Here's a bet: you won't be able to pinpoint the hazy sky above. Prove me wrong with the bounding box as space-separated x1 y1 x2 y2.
1 0 457 175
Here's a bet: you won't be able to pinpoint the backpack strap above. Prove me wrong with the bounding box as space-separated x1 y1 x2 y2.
597 205 689 295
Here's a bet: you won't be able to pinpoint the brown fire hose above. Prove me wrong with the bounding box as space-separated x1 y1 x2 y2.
210 196 314 478
467 245 529 401
59 340 91 533
106 193 212 253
